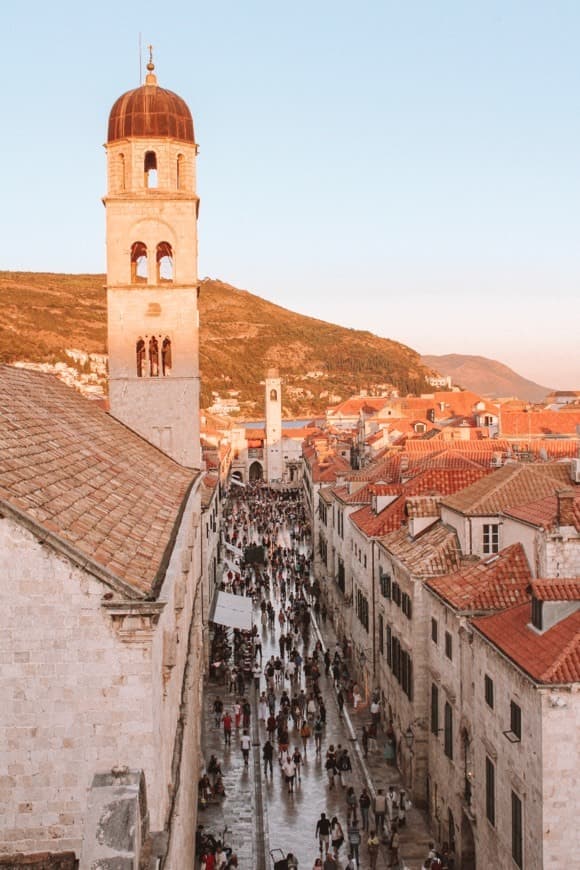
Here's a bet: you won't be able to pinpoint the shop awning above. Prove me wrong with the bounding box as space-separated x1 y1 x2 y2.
210 591 253 630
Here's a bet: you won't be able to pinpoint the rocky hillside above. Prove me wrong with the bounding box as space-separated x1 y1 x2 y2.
0 271 431 416
421 353 552 402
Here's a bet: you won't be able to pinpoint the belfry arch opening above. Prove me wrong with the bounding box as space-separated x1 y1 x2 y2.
119 153 126 190
270 389 278 401
136 338 146 377
149 336 160 377
162 337 172 375
176 154 184 190
156 242 174 282
131 242 148 283
144 151 158 188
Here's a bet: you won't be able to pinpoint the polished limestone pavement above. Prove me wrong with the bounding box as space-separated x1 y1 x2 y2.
199 513 433 869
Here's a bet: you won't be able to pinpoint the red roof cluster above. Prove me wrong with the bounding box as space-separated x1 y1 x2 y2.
473 604 580 683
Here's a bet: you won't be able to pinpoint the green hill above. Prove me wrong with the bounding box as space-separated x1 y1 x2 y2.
0 271 431 415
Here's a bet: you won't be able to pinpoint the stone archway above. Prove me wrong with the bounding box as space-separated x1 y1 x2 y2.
249 461 263 481
461 811 476 870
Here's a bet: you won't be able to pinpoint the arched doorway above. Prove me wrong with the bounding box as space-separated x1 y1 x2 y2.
249 461 263 482
461 811 476 870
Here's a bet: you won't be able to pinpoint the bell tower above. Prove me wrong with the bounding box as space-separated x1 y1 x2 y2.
265 368 283 483
104 52 200 468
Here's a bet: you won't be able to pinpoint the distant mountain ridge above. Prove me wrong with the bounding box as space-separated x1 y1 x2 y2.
421 353 552 402
0 271 430 415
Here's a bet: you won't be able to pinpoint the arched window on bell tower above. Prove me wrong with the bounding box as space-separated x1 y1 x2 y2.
270 389 278 401
144 151 158 188
149 336 160 377
131 242 149 284
162 337 172 375
136 338 146 377
176 154 184 189
156 242 174 283
119 153 126 191
131 242 148 283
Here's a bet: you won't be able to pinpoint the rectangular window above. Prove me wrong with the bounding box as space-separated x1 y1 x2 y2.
392 582 401 606
431 618 438 644
402 593 413 619
485 757 496 826
445 631 453 660
484 675 494 709
401 651 413 701
386 625 392 667
510 701 522 741
380 571 392 599
430 684 439 735
511 791 523 868
392 637 401 680
444 702 453 759
483 523 499 554
378 614 384 655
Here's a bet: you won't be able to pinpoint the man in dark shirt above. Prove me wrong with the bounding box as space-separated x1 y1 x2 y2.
315 812 332 854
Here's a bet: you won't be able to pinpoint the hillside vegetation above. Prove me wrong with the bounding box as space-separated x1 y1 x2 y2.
0 271 431 415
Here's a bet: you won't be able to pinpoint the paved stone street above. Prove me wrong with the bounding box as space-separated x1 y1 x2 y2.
198 495 434 870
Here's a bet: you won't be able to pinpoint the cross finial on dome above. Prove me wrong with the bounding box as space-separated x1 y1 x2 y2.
145 44 157 85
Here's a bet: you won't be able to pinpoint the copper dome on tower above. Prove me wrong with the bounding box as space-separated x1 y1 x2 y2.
107 60 195 144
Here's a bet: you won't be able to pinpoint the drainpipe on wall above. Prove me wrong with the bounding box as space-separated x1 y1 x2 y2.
371 540 376 688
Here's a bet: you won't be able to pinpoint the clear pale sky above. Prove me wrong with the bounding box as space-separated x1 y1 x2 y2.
2 1 579 387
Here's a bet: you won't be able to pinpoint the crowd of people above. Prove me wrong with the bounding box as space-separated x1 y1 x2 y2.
198 482 453 869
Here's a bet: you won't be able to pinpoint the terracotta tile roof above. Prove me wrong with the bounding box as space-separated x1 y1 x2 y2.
473 604 580 684
327 397 390 417
406 495 442 518
503 495 561 529
531 579 580 602
500 409 580 437
441 463 576 516
350 467 486 537
245 428 265 440
312 454 351 483
0 365 197 598
379 522 461 576
427 543 532 612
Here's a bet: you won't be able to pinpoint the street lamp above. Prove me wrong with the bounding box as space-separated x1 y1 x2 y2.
403 726 415 753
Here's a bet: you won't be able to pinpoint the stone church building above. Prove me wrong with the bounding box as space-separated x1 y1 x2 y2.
0 60 205 868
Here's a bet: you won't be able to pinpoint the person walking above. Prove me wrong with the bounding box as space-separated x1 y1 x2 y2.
347 820 361 865
361 725 369 758
338 749 352 788
359 787 371 831
325 750 337 789
240 730 251 767
336 689 344 717
222 711 232 746
283 755 296 794
346 786 358 826
315 812 331 855
367 830 380 869
300 720 311 755
374 788 387 834
213 696 223 728
262 739 274 776
292 746 303 783
314 717 323 754
330 816 344 859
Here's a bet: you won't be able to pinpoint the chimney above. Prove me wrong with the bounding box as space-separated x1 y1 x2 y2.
557 489 576 528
